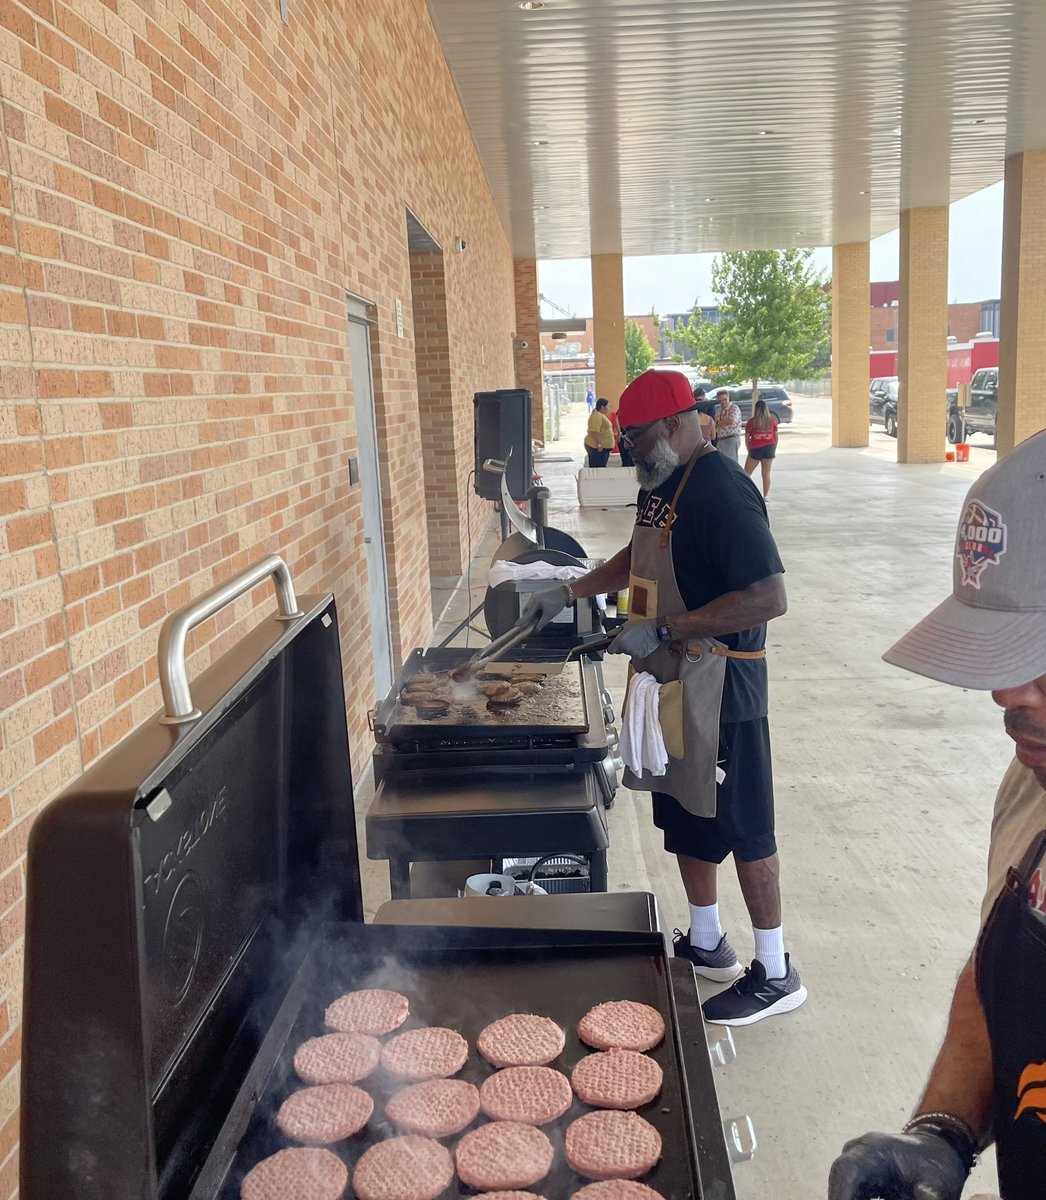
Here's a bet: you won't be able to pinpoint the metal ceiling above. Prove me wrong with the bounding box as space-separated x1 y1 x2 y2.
425 0 1046 259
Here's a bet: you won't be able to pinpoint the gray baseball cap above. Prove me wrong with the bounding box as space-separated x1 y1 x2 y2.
883 429 1046 690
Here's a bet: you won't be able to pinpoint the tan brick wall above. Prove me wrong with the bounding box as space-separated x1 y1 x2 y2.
511 258 544 440
998 149 1046 456
897 207 949 463
831 242 870 448
0 0 516 1182
870 306 897 351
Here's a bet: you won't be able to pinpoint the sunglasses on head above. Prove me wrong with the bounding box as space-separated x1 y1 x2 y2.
620 418 664 447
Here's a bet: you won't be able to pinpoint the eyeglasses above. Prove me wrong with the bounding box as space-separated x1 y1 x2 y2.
619 418 663 447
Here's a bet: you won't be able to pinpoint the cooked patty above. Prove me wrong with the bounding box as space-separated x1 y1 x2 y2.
564 1111 662 1180
476 1194 549 1200
455 1121 554 1191
577 1001 665 1052
570 1182 664 1200
380 1026 469 1080
512 680 542 696
479 681 514 698
570 1049 663 1109
513 674 546 686
414 699 451 718
240 1147 348 1200
352 1135 454 1200
477 1014 565 1067
276 1083 373 1144
324 989 409 1036
294 1033 381 1086
384 1078 480 1137
479 1065 572 1125
486 690 522 710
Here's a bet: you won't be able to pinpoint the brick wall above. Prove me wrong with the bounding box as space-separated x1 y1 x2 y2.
512 258 544 440
0 0 516 1185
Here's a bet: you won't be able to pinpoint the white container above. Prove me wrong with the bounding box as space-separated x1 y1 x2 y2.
463 873 518 897
577 466 637 508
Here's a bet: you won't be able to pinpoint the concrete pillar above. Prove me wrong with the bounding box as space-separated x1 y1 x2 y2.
591 255 626 412
831 242 870 447
512 259 545 441
998 150 1046 456
897 206 949 463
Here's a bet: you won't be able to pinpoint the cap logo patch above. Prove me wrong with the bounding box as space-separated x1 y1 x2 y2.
957 500 1007 589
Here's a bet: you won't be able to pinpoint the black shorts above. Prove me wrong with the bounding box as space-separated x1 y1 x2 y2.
651 718 776 864
747 445 776 461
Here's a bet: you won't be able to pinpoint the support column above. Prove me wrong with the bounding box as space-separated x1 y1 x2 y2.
897 207 949 463
512 259 545 441
831 242 870 447
591 255 626 411
998 150 1046 457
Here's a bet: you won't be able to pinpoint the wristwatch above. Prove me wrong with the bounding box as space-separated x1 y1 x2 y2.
655 621 673 644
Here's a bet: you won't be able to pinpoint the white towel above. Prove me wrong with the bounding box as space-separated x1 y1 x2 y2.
620 672 669 777
486 559 607 611
620 671 728 785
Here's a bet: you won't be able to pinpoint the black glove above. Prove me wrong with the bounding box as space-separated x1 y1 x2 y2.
828 1130 969 1200
519 586 570 631
607 619 661 660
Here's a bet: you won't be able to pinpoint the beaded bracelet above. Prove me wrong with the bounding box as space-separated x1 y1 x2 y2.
902 1112 979 1174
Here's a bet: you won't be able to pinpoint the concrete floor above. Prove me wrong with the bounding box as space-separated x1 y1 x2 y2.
359 395 1007 1197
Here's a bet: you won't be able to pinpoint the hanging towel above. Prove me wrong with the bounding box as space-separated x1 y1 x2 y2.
486 559 607 611
619 672 669 777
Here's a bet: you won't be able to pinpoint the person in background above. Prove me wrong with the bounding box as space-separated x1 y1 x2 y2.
693 385 718 445
714 388 743 462
744 399 779 499
615 411 634 467
829 431 1046 1200
584 397 614 467
585 386 596 413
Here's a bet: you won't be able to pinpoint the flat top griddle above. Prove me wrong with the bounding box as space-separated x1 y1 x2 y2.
375 648 590 740
191 924 713 1200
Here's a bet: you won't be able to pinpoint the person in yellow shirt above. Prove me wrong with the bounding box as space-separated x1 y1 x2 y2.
585 397 615 467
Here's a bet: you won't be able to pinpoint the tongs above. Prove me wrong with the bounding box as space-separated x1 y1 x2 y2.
455 620 616 681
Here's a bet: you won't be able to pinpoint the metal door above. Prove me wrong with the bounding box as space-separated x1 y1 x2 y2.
347 297 394 698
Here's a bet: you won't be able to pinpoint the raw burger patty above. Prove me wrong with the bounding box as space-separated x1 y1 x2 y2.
385 1078 480 1137
571 1183 664 1200
353 1134 454 1200
240 1147 348 1200
479 1065 572 1125
477 1014 565 1067
455 1120 554 1190
380 1027 469 1080
571 1049 663 1109
565 1111 662 1180
276 1083 373 1144
325 988 409 1036
577 1001 665 1052
295 1033 381 1085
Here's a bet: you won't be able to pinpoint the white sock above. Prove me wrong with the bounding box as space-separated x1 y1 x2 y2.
689 903 723 951
753 925 786 979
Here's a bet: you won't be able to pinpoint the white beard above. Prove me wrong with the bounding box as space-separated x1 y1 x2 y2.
635 435 681 490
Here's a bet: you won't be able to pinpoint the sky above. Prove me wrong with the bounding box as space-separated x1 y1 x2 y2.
538 182 1004 319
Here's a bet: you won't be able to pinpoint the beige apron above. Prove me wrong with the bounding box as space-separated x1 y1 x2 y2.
621 446 766 817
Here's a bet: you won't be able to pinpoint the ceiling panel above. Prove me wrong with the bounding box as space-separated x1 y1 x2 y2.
425 0 1046 258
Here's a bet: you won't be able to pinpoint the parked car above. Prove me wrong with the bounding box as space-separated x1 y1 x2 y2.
869 377 899 437
947 367 998 443
716 384 794 424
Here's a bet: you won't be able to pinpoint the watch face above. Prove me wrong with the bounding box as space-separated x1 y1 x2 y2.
657 623 672 643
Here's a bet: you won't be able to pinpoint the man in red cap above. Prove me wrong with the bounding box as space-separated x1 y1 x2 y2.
521 369 804 1025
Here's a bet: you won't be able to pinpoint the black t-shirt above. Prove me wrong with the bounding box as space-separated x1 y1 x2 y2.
634 452 784 722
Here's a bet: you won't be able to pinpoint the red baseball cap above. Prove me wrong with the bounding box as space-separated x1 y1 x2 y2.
617 371 698 427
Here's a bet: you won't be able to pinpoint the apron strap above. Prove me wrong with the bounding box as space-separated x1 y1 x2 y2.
659 444 712 548
666 640 767 660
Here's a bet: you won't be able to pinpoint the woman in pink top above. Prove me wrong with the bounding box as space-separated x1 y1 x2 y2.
744 399 779 499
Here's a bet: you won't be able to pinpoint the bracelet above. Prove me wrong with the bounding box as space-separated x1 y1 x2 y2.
563 583 575 604
902 1112 979 1174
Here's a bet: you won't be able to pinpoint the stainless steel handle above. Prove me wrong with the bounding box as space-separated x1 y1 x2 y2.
723 1114 757 1164
157 554 302 725
707 1025 736 1067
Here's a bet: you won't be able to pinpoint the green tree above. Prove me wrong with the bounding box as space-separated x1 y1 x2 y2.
624 317 655 383
675 250 829 401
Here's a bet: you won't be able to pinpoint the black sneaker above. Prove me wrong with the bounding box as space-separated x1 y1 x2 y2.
672 927 744 983
701 955 807 1026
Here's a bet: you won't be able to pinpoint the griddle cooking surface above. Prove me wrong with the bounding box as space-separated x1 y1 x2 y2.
197 926 708 1200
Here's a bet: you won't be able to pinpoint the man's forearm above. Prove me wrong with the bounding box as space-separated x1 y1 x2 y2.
916 956 995 1146
570 546 632 599
665 573 787 638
